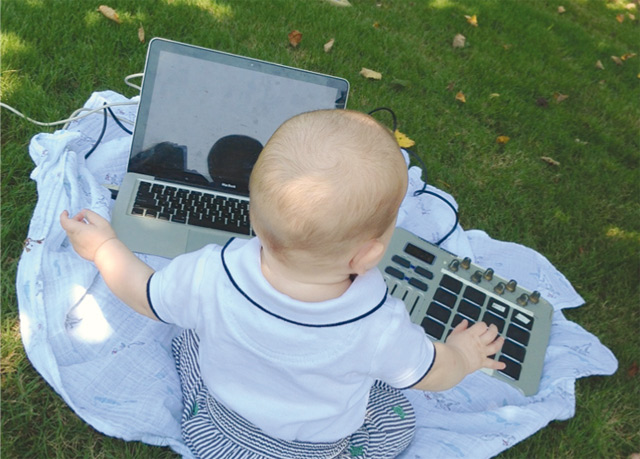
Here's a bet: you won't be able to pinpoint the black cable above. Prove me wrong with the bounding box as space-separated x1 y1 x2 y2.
367 105 459 245
84 103 108 159
107 106 133 134
404 148 459 246
367 107 398 133
84 102 133 159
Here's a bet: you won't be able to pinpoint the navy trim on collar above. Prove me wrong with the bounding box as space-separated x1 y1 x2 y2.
220 238 388 328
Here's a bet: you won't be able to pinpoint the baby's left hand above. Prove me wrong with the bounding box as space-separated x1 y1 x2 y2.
60 209 118 262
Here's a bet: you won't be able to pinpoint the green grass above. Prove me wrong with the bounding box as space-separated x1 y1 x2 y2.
2 0 639 457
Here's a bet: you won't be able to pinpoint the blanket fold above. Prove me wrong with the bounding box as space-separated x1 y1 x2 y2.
16 90 617 458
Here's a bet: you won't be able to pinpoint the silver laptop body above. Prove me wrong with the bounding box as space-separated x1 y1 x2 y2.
112 38 349 258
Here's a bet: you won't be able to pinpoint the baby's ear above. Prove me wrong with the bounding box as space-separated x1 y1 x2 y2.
349 239 386 275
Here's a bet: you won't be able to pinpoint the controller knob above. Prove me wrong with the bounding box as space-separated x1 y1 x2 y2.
449 259 460 272
483 268 494 281
494 282 506 295
461 257 472 270
517 293 529 306
506 279 517 292
471 270 482 283
530 290 541 303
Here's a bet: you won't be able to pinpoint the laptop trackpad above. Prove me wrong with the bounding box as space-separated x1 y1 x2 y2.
186 229 229 253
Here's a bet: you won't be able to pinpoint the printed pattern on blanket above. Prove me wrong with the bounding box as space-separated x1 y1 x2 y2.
16 91 617 459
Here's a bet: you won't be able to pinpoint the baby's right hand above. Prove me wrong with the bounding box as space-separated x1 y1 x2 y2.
60 209 118 262
445 319 506 374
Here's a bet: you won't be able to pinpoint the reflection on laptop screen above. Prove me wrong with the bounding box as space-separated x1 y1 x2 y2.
129 41 349 195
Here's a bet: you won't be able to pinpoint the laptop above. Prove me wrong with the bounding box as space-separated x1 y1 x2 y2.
111 38 350 258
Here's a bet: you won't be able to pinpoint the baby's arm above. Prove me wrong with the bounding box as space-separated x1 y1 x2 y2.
412 320 505 392
60 209 158 321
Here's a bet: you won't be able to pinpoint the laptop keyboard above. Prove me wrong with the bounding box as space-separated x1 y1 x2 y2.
131 181 251 235
378 228 553 396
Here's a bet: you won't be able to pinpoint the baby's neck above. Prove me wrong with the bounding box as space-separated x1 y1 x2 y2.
260 248 353 302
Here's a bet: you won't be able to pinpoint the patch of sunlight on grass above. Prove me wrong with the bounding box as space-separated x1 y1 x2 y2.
169 0 234 20
427 0 455 10
84 9 105 27
1 31 31 58
554 209 571 224
605 0 637 12
606 226 640 243
1 69 21 96
1 320 24 384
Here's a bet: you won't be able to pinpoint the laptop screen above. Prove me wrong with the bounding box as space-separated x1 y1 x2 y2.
129 38 350 195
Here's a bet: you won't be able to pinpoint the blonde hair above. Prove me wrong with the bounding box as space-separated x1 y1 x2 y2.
249 109 407 262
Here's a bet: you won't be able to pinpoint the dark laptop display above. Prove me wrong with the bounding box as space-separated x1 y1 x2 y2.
129 40 349 196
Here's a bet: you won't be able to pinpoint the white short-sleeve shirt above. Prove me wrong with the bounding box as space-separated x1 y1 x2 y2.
148 237 434 442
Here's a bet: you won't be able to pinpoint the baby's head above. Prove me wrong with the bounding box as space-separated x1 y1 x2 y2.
249 109 407 271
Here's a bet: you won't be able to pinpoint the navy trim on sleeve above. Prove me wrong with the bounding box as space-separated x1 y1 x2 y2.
220 239 387 328
146 274 168 323
395 343 437 390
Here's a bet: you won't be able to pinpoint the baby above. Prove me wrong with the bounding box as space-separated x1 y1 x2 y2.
61 109 504 458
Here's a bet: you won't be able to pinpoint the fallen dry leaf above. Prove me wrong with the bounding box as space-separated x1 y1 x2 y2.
489 93 500 98
359 67 382 80
611 55 624 65
138 25 145 43
616 13 625 23
465 14 478 27
325 0 351 6
626 2 637 10
455 91 466 103
446 81 455 91
627 361 638 378
496 136 510 144
502 43 512 50
541 156 560 166
452 33 466 48
288 30 302 47
595 60 605 70
373 21 380 28
98 5 121 24
621 52 637 61
558 6 566 13
394 130 415 148
553 92 569 103
323 38 335 53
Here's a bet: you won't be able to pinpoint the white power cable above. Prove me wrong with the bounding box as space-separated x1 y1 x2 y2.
1 72 144 128
0 100 138 128
124 72 144 91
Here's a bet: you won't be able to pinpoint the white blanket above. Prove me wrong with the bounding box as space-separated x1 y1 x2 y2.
16 91 617 458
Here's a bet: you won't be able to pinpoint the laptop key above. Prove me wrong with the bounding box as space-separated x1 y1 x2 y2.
188 214 251 234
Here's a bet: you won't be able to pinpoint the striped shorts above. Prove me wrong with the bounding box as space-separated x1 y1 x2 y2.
172 329 416 458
